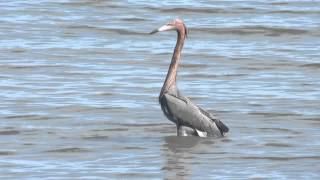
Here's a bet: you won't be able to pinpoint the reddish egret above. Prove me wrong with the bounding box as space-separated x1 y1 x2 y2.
150 19 229 137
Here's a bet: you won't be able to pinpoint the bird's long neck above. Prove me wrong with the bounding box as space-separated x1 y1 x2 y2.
160 30 186 97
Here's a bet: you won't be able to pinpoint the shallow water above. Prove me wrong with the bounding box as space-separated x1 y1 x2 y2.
1 0 320 179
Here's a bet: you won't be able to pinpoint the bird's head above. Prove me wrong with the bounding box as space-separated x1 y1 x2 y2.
150 18 188 37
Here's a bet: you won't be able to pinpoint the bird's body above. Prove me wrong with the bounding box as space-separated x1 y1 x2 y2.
159 87 228 137
151 19 229 137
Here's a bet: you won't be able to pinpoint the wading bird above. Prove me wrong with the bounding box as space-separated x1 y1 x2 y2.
150 19 229 137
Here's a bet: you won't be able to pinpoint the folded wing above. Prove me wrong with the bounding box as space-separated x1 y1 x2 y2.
163 93 228 137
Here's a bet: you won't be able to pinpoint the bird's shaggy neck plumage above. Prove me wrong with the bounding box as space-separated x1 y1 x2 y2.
159 25 186 99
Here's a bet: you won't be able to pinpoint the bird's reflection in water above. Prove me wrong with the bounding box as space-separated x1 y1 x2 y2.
161 136 214 179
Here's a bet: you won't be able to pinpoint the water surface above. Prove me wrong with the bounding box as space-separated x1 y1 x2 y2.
0 0 320 179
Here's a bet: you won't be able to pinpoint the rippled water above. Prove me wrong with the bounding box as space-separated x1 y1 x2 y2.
1 0 320 179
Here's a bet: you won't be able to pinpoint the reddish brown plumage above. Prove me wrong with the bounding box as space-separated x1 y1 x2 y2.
159 20 187 98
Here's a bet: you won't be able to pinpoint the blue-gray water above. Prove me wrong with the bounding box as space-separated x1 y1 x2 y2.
1 0 320 179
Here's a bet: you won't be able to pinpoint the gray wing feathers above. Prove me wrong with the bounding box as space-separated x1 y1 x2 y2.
163 93 225 137
198 107 229 134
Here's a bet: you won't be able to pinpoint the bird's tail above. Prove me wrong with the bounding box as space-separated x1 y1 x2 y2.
215 119 229 134
198 107 229 135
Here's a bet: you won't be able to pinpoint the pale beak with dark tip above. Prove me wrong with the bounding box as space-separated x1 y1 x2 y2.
150 25 175 35
149 29 158 34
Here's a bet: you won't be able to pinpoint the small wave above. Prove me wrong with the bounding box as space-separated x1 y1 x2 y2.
264 142 293 147
92 128 129 132
45 147 90 153
181 63 208 68
107 122 172 127
10 48 26 53
270 10 320 14
257 127 301 135
248 111 301 117
121 17 148 22
1 64 63 70
303 117 320 122
241 156 320 161
103 28 145 35
56 0 116 8
64 25 144 35
0 151 15 156
159 6 320 15
0 130 20 135
270 2 289 5
82 135 109 140
300 63 320 69
160 7 227 14
192 26 308 36
159 7 257 14
5 114 54 121
123 146 146 150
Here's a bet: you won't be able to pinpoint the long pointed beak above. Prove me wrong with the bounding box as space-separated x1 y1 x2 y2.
149 29 158 34
149 25 175 35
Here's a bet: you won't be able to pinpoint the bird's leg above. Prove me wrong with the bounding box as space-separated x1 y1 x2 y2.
177 125 197 136
176 120 185 136
177 125 186 136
